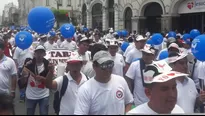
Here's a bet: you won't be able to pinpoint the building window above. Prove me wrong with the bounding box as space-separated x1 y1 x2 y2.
58 0 63 6
67 0 71 6
46 0 49 6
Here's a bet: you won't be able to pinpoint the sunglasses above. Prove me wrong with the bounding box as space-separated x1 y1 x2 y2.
99 60 114 70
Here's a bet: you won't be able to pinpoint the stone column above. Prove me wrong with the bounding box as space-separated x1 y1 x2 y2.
131 17 140 33
138 16 146 34
161 15 173 33
114 0 119 31
86 9 91 29
102 6 108 31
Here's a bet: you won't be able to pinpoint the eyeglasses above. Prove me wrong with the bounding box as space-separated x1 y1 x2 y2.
99 60 114 70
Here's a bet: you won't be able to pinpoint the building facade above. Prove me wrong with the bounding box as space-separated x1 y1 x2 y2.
80 0 205 33
18 0 81 26
2 3 17 25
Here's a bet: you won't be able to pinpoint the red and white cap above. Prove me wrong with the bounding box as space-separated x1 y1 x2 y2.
168 43 179 50
143 60 188 84
141 44 156 55
67 52 83 63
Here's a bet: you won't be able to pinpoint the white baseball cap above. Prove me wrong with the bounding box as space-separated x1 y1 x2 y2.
168 52 188 64
143 60 188 84
34 45 46 52
135 35 147 41
67 52 83 63
141 44 156 55
168 43 179 50
105 39 118 46
93 51 113 64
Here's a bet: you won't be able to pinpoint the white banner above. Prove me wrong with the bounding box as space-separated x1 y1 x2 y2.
179 0 205 14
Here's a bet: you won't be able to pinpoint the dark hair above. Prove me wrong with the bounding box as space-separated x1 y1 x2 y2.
90 44 108 60
0 94 14 115
3 34 10 40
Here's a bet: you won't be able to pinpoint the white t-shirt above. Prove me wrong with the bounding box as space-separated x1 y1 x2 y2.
176 77 198 113
57 39 64 48
74 74 134 115
44 41 58 51
81 61 95 78
111 53 125 77
126 60 149 106
26 63 49 100
80 51 93 77
60 40 78 52
13 47 33 68
54 72 88 115
126 103 184 115
0 56 17 94
123 43 135 57
125 48 142 64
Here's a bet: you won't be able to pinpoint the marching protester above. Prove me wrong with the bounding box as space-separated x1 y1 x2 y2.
44 34 58 51
0 39 17 99
45 52 89 115
21 45 50 115
60 37 78 52
127 61 186 114
124 35 147 73
106 39 125 77
74 51 134 115
125 44 157 107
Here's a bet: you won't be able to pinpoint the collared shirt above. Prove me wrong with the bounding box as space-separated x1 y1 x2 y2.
0 55 17 94
55 72 88 115
176 77 198 113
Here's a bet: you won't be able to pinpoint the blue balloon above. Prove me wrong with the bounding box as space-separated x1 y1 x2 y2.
168 31 177 38
191 35 205 61
28 7 55 34
60 24 75 39
117 31 122 37
146 39 154 45
122 30 128 37
158 50 168 60
121 42 129 52
49 31 56 37
190 29 200 39
182 34 192 45
151 33 163 45
15 31 33 50
83 27 89 32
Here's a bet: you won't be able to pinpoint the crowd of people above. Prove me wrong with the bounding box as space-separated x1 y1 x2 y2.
0 27 205 115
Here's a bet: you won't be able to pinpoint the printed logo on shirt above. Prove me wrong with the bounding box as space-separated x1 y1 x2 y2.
116 90 124 99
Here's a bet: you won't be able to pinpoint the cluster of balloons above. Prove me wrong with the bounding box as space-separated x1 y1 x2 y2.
116 30 128 37
16 6 76 50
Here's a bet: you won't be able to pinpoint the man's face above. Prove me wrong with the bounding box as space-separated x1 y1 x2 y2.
168 47 179 53
142 52 155 64
78 42 90 53
135 40 146 49
34 50 46 59
173 57 188 73
94 60 114 79
67 62 83 73
108 46 118 56
148 79 177 113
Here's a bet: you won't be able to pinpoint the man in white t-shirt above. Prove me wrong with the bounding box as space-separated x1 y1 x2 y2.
60 38 78 52
74 51 134 115
126 44 157 106
124 35 147 73
106 39 125 77
75 36 92 75
0 39 17 98
44 35 58 51
56 36 64 48
127 61 186 115
13 47 33 102
45 52 88 115
168 52 205 113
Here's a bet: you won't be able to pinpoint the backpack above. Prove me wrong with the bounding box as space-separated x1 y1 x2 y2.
53 75 89 115
53 75 69 115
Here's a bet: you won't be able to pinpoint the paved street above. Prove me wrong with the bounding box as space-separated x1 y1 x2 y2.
14 89 56 115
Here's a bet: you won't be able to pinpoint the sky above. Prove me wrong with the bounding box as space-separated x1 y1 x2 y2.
0 0 18 16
